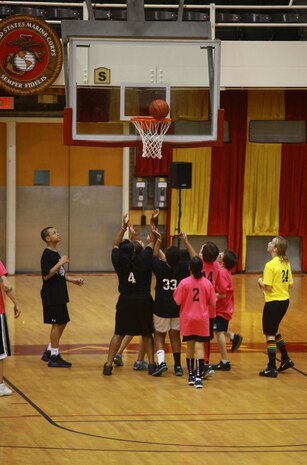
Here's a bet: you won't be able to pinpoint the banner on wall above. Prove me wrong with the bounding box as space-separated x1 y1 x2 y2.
0 15 62 95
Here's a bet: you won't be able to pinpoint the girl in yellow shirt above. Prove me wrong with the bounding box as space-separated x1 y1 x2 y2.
258 236 294 378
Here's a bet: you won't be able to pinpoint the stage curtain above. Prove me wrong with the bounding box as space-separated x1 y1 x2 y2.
208 90 248 270
242 90 284 269
281 90 307 271
171 89 209 120
170 147 212 236
135 144 172 177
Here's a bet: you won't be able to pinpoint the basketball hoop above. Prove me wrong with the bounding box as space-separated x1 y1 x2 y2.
131 116 172 159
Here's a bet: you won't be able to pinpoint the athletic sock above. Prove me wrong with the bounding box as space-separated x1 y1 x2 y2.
275 334 289 361
51 347 59 356
266 339 276 369
156 350 165 365
186 358 195 376
173 352 181 367
229 332 234 340
198 358 205 376
195 359 202 378
47 343 52 351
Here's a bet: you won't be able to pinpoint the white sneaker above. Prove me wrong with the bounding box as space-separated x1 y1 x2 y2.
0 383 13 396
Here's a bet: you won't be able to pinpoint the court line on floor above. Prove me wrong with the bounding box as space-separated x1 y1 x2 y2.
3 376 307 451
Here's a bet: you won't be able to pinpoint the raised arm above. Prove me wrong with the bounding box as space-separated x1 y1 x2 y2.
113 214 130 248
152 228 163 257
150 208 159 227
180 231 197 258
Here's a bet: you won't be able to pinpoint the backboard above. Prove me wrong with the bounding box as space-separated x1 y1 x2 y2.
62 5 224 148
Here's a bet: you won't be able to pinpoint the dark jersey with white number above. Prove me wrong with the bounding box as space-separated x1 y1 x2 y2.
40 248 69 307
112 246 153 295
152 257 189 318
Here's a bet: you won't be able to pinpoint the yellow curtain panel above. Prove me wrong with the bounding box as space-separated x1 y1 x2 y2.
242 90 284 268
170 147 212 237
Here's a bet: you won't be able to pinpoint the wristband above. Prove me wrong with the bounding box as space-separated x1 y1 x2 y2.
157 238 162 243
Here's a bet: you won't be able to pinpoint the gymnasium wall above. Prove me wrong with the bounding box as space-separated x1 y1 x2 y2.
0 121 123 272
57 41 307 89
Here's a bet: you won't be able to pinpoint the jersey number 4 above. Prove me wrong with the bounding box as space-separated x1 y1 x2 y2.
128 272 136 284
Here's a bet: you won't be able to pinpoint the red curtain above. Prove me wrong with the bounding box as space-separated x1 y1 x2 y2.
208 90 248 270
280 91 307 271
135 143 172 176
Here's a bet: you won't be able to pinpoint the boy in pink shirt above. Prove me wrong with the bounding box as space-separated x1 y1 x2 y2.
212 249 243 371
173 256 216 389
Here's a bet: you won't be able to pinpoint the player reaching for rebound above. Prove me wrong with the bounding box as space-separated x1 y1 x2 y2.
151 228 190 377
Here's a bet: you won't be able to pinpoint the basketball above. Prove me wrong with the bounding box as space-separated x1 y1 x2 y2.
149 99 170 120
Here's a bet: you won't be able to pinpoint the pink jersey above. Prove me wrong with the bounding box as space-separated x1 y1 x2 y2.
202 260 220 288
215 267 234 321
0 260 8 314
202 260 220 319
173 275 216 337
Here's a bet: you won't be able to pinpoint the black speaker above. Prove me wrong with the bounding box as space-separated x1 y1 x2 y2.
169 162 192 189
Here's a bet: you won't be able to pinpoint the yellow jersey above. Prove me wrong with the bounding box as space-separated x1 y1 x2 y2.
263 256 293 302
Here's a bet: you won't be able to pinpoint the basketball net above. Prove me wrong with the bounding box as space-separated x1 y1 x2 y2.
131 116 172 159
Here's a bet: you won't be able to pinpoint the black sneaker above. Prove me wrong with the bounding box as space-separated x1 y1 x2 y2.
41 349 51 362
201 365 215 379
152 362 168 377
174 365 183 376
148 363 156 375
212 361 231 371
259 367 278 378
48 354 72 368
277 358 294 372
231 334 243 353
188 375 196 385
103 363 113 376
194 377 203 389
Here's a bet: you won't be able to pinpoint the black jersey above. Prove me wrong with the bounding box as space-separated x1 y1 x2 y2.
40 248 69 307
112 246 153 295
152 257 189 318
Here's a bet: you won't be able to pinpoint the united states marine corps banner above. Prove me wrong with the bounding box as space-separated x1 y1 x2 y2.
0 15 63 95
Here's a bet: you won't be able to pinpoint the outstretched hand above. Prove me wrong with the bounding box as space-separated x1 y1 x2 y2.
150 208 159 225
122 214 129 229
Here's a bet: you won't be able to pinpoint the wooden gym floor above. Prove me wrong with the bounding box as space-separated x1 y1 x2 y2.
1 273 306 465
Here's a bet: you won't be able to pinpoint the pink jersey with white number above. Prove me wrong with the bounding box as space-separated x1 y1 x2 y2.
173 275 216 337
215 267 234 321
0 260 8 314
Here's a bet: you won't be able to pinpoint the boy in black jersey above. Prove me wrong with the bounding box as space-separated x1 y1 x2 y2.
103 215 157 376
151 234 190 377
40 227 84 368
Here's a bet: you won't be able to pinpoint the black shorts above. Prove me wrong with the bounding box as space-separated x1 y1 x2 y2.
182 335 211 343
0 314 11 358
262 300 289 336
215 316 229 332
115 293 154 336
43 304 70 325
